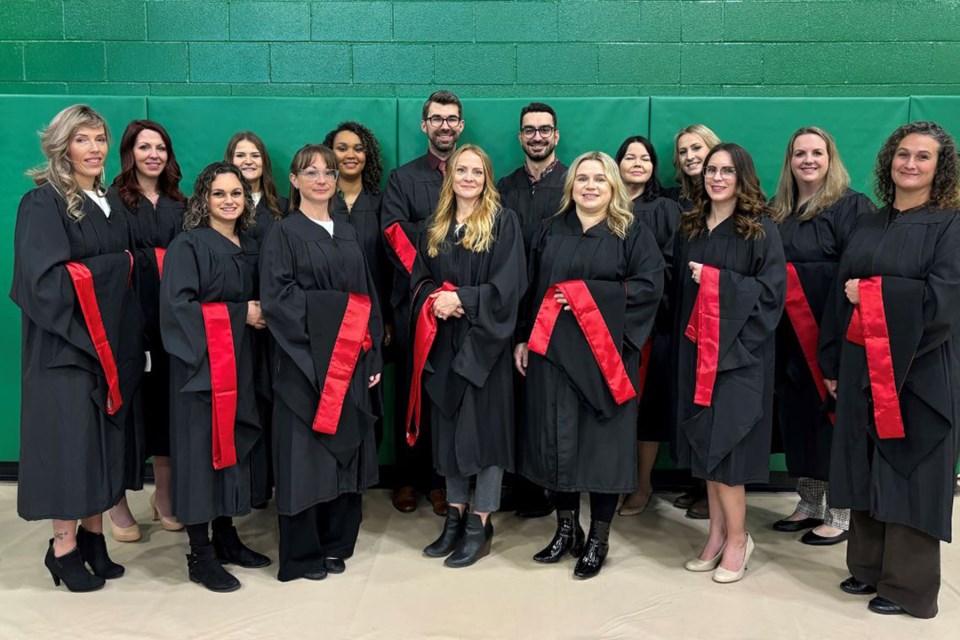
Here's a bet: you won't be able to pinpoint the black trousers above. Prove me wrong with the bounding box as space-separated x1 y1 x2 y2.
554 491 618 523
847 509 941 619
277 493 362 582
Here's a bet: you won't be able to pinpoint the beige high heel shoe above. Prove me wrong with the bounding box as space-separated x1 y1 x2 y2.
107 510 142 543
713 533 755 583
150 492 185 532
684 542 725 571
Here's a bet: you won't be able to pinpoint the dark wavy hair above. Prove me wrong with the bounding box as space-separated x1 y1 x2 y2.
111 119 186 213
874 121 960 209
223 131 285 220
288 144 338 212
183 162 255 233
615 135 664 202
681 143 769 241
322 121 383 194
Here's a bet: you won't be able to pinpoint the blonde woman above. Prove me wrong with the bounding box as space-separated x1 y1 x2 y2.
664 124 721 212
12 105 143 591
406 145 526 568
515 152 664 579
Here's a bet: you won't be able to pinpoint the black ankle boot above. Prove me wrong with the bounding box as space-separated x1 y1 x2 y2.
444 514 493 568
533 509 585 564
573 520 610 579
44 539 105 592
424 507 466 558
76 526 124 579
212 525 272 568
187 543 241 592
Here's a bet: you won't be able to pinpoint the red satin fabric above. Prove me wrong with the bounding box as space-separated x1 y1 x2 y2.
384 222 417 275
65 256 132 415
637 339 653 399
844 277 905 439
528 279 637 405
154 247 166 279
684 265 720 407
406 281 458 446
312 293 373 435
784 263 834 423
201 303 238 470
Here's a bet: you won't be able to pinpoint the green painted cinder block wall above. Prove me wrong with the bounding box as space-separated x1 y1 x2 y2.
1 0 960 98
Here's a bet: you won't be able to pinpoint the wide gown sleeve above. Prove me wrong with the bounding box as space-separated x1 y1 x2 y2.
380 170 419 275
622 221 666 353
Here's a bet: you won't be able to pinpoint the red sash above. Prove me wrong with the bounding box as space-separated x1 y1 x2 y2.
154 247 166 279
528 279 636 405
638 339 653 399
684 265 720 407
64 251 133 415
384 222 417 275
845 277 905 439
200 303 238 470
312 293 373 435
784 263 834 424
406 281 458 446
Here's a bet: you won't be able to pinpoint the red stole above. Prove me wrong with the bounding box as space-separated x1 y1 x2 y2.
200 303 238 470
384 222 417 275
684 265 720 407
784 263 834 423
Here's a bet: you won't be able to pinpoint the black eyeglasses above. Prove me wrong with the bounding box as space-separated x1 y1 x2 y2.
521 125 556 139
425 115 461 128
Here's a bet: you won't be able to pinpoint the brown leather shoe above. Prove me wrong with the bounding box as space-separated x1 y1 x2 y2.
685 497 710 520
428 489 448 517
392 486 417 513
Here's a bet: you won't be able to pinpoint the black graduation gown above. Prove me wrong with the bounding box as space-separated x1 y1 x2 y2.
12 184 145 520
818 205 960 542
409 209 527 477
775 190 872 480
125 193 185 458
632 195 682 442
673 216 786 486
260 211 383 517
248 195 289 249
518 211 664 493
159 228 262 525
332 189 392 326
663 186 694 212
496 162 568 254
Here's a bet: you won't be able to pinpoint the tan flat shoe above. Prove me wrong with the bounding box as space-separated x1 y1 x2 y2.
150 492 184 532
713 533 754 584
107 511 141 543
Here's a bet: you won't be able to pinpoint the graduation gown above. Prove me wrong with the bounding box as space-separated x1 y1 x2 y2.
332 189 392 326
12 184 145 520
159 228 262 525
674 216 786 486
632 195 682 442
496 161 568 253
260 211 383 517
775 190 872 480
818 205 960 542
408 209 527 477
518 211 664 493
662 186 694 213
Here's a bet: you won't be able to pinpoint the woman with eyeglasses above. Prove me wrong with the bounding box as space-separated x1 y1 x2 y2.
818 122 960 618
261 144 383 582
516 151 664 579
674 143 785 584
769 127 874 547
614 135 683 517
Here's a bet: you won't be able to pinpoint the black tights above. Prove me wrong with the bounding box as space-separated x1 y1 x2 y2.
553 492 618 523
186 516 232 546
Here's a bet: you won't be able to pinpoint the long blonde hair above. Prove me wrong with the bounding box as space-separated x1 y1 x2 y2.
672 124 720 203
771 126 851 223
27 104 111 221
558 151 635 239
426 145 501 257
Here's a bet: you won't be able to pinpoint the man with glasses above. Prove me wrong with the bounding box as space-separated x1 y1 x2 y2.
381 90 465 516
496 102 567 518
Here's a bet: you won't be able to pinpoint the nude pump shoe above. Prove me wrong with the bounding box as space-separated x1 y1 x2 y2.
713 533 755 584
151 492 185 532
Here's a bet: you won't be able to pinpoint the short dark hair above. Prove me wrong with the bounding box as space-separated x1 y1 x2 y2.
520 102 557 129
421 90 462 120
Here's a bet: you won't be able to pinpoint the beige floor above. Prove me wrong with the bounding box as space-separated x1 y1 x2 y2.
0 484 956 639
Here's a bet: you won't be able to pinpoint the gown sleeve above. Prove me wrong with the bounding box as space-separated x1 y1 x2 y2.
516 218 550 343
380 169 419 275
622 220 666 353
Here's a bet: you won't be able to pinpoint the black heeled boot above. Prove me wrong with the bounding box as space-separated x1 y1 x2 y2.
444 514 493 568
76 526 124 579
573 520 610 579
424 507 466 558
44 539 105 592
212 525 272 568
187 543 241 592
533 509 585 564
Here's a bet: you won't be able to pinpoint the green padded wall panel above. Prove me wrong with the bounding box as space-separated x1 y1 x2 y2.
650 97 911 201
910 96 960 140
396 97 650 183
0 95 147 462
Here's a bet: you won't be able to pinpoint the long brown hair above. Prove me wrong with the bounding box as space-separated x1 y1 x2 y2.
112 119 186 213
681 143 769 241
771 126 850 223
183 162 256 233
557 151 635 240
426 145 500 257
874 121 960 209
224 131 284 220
672 124 720 203
287 144 337 213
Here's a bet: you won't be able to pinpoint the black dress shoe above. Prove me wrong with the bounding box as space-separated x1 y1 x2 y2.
533 509 585 564
424 507 465 558
868 596 905 615
772 517 823 532
187 544 240 592
800 529 849 546
840 576 877 595
323 557 346 574
76 526 125 579
444 514 492 568
212 525 272 568
45 540 105 592
573 520 610 580
303 569 328 581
